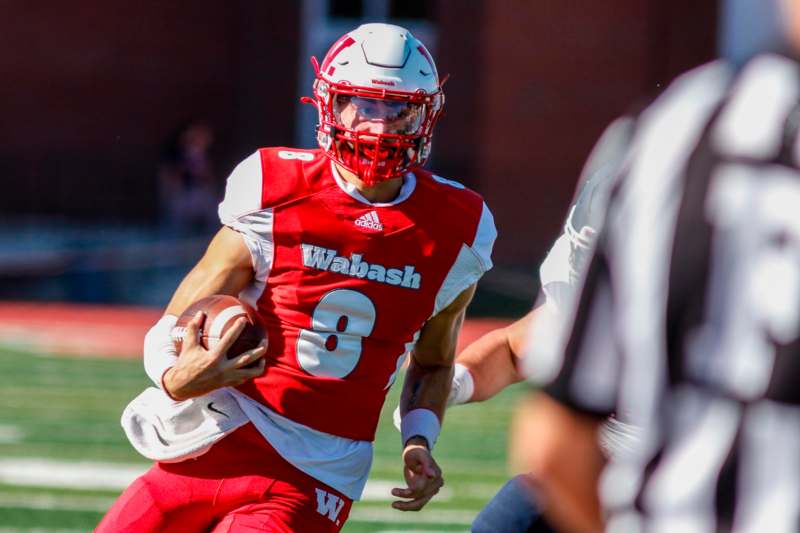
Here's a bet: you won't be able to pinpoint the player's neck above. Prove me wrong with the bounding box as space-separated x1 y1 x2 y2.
335 164 403 203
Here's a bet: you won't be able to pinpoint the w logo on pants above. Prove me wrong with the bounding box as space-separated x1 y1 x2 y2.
315 488 345 524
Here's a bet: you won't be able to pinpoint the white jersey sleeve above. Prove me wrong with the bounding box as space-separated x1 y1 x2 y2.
217 151 274 307
218 151 264 225
432 201 496 315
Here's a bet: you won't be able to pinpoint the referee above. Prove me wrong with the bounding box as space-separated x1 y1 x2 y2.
514 2 800 532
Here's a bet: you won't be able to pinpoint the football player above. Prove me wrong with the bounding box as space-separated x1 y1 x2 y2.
98 23 496 533
441 117 636 532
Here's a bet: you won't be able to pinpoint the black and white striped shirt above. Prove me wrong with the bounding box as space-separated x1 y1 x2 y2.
533 53 800 532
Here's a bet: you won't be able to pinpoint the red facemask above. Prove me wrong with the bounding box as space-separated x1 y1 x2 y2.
327 95 424 185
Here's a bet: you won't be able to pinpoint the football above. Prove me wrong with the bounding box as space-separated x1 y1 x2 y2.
171 294 266 359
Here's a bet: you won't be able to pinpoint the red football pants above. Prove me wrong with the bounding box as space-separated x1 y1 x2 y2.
96 423 352 532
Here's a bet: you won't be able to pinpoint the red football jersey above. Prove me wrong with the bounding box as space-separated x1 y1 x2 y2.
219 148 495 441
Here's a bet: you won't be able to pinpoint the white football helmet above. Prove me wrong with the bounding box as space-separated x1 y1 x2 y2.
304 23 445 186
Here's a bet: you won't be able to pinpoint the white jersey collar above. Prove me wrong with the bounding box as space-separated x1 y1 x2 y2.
330 162 416 207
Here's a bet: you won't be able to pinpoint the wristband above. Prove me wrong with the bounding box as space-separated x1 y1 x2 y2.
447 363 475 406
400 408 441 451
143 314 179 387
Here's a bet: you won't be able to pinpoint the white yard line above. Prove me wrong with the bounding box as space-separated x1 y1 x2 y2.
0 486 477 526
360 479 453 502
0 463 477 528
0 459 146 491
0 493 113 512
0 493 475 529
0 459 461 502
0 491 478 524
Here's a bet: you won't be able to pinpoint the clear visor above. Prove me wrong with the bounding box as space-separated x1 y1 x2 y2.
332 95 425 135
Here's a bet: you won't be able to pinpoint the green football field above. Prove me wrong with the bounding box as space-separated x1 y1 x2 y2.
0 346 527 532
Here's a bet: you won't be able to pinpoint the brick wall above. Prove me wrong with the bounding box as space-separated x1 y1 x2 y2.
435 0 719 268
0 2 300 221
1 1 718 270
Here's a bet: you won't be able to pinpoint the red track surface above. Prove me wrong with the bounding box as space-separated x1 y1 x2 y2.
0 302 510 359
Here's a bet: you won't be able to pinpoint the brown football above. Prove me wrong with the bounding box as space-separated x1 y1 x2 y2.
171 294 266 360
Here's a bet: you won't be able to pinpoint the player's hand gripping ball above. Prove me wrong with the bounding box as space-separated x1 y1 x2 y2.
171 295 266 361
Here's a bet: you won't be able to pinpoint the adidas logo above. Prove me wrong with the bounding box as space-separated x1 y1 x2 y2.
354 210 383 231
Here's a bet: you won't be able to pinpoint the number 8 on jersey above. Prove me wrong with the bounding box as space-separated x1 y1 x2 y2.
296 289 377 378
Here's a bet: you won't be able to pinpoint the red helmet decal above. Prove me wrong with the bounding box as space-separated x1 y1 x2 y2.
321 36 356 73
417 45 435 71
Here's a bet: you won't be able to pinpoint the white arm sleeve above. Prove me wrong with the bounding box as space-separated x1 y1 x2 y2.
143 315 179 387
217 151 274 308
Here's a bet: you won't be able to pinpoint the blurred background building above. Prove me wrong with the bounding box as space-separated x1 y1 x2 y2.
0 0 721 308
